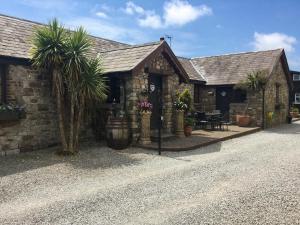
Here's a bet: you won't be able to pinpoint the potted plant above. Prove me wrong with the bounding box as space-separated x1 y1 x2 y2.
138 100 152 145
290 107 299 118
184 117 194 137
178 89 193 113
174 100 187 137
0 103 26 121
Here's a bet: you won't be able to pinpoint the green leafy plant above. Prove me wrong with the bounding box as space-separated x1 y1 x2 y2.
291 106 299 113
0 103 25 113
184 117 195 127
178 89 192 112
173 100 188 111
235 70 268 128
31 19 107 154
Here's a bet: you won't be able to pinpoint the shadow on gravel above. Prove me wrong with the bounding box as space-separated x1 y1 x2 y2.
164 142 222 158
0 142 141 177
128 142 223 160
263 121 300 134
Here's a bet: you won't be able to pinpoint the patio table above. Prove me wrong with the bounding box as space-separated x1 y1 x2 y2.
205 112 222 130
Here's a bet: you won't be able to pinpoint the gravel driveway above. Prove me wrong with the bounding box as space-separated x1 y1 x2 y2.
0 122 300 225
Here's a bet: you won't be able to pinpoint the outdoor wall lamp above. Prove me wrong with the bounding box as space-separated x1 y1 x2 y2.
208 91 214 96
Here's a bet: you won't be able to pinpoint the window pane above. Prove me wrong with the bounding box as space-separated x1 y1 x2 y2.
295 93 300 103
293 74 300 81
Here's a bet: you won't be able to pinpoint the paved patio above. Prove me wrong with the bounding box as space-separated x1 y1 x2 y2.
138 125 260 151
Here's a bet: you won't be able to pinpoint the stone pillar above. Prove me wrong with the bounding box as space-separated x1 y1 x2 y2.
175 110 184 137
139 111 151 145
162 75 173 133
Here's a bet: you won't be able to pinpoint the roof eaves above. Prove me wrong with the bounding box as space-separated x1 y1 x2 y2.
191 48 284 60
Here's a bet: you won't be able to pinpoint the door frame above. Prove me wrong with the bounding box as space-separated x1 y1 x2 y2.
148 73 163 131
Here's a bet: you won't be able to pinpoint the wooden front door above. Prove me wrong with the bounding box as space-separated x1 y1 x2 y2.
216 87 233 117
148 74 163 130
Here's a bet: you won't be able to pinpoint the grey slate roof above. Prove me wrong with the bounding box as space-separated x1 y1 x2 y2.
101 42 162 73
177 57 206 82
0 14 128 60
189 49 283 85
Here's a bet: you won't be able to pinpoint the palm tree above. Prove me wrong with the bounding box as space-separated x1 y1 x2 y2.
30 19 68 152
236 70 268 128
64 27 91 152
31 19 107 153
73 57 107 150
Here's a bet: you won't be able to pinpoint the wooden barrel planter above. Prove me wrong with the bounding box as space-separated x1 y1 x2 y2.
106 118 130 150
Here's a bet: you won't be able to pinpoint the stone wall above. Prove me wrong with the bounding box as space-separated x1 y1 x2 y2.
126 51 188 142
230 90 263 126
230 60 289 127
0 65 59 155
265 60 289 127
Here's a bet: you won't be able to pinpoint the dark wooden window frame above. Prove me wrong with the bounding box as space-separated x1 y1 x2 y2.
194 84 201 103
0 64 7 104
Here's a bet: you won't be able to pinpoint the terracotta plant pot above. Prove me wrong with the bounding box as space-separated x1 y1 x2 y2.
184 126 192 137
237 115 251 127
290 112 299 118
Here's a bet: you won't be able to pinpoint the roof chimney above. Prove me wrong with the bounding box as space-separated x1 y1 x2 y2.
160 37 165 42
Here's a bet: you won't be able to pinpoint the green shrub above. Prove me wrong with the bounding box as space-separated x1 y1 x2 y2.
184 117 195 126
292 107 299 113
179 89 192 112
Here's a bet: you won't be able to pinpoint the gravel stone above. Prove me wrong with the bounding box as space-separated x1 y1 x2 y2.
0 122 299 225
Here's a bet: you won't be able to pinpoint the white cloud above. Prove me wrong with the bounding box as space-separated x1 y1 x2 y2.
65 17 148 44
138 13 163 29
253 32 297 53
164 0 212 26
100 4 112 12
123 0 212 29
95 11 108 19
125 1 145 15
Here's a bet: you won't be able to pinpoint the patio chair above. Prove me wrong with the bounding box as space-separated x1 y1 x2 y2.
209 115 222 131
220 114 232 131
213 110 221 114
194 112 209 129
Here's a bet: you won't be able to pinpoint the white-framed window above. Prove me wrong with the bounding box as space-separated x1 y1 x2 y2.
295 93 300 104
293 74 300 81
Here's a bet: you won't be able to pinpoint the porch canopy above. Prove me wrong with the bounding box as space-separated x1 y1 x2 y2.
100 40 189 82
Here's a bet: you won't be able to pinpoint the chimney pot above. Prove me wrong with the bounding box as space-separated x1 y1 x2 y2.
160 37 165 42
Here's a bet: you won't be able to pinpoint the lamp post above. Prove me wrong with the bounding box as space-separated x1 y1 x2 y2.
157 89 163 155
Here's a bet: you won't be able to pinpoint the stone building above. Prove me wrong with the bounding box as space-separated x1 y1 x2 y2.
0 15 188 155
290 70 300 110
0 14 293 155
179 49 292 128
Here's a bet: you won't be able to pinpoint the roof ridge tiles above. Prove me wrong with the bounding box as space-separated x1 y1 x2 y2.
191 48 283 60
99 41 161 53
0 13 129 47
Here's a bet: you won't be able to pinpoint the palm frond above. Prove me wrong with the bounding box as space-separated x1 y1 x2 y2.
30 18 67 69
79 57 107 104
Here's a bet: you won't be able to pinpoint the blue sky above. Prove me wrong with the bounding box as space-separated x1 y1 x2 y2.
1 0 300 70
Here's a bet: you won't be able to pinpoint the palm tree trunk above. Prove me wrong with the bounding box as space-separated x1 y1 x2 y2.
53 69 68 152
69 95 75 153
262 88 265 129
74 97 84 151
